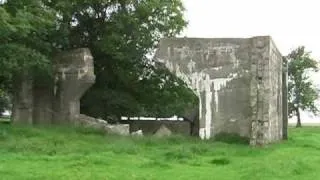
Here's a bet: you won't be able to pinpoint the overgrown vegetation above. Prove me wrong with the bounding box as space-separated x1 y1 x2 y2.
1 124 320 179
0 0 197 121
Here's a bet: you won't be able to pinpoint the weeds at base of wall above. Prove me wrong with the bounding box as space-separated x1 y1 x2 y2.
213 133 249 144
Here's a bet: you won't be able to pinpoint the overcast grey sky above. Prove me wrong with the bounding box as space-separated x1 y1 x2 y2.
180 0 320 123
181 0 320 59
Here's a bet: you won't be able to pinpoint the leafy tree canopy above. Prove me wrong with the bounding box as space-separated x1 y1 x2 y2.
0 0 198 120
0 0 57 91
286 46 319 127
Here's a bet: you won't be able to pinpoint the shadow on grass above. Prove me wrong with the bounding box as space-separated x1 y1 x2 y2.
140 160 171 169
163 147 195 164
213 133 249 145
209 157 231 165
0 121 10 125
301 144 320 151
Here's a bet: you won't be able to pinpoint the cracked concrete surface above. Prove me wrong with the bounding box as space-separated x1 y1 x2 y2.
154 36 286 145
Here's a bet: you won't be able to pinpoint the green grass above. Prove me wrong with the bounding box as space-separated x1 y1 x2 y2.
1 124 320 180
0 117 10 122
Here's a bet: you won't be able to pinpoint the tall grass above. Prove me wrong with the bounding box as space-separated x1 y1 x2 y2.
1 124 320 180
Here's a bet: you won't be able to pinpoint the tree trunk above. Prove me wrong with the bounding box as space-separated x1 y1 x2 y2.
295 107 302 128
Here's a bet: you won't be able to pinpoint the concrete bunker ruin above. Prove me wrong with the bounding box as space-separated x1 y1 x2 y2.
154 36 288 145
10 36 288 145
11 48 129 135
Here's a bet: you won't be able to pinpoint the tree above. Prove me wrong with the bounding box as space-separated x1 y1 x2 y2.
1 0 197 121
45 0 196 120
287 46 319 127
0 0 57 93
0 0 59 119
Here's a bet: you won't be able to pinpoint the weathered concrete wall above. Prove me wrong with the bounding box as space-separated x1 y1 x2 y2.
154 36 284 145
32 85 54 124
249 37 283 145
11 72 34 124
53 48 95 124
269 39 283 141
12 48 95 125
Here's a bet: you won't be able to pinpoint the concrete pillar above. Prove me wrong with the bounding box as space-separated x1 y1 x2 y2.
53 48 95 124
11 72 34 124
32 85 54 124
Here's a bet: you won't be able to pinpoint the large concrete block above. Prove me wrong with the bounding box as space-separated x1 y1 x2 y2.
53 48 96 124
154 36 284 145
12 48 96 125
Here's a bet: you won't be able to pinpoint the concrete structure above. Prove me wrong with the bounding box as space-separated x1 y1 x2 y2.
154 36 286 145
121 116 191 136
53 48 96 124
12 48 95 124
125 120 191 136
11 48 129 135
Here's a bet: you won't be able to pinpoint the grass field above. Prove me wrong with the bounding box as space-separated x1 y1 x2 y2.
1 124 320 180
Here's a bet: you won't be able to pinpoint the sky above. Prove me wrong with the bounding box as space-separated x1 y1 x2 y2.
181 0 320 59
181 0 320 123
